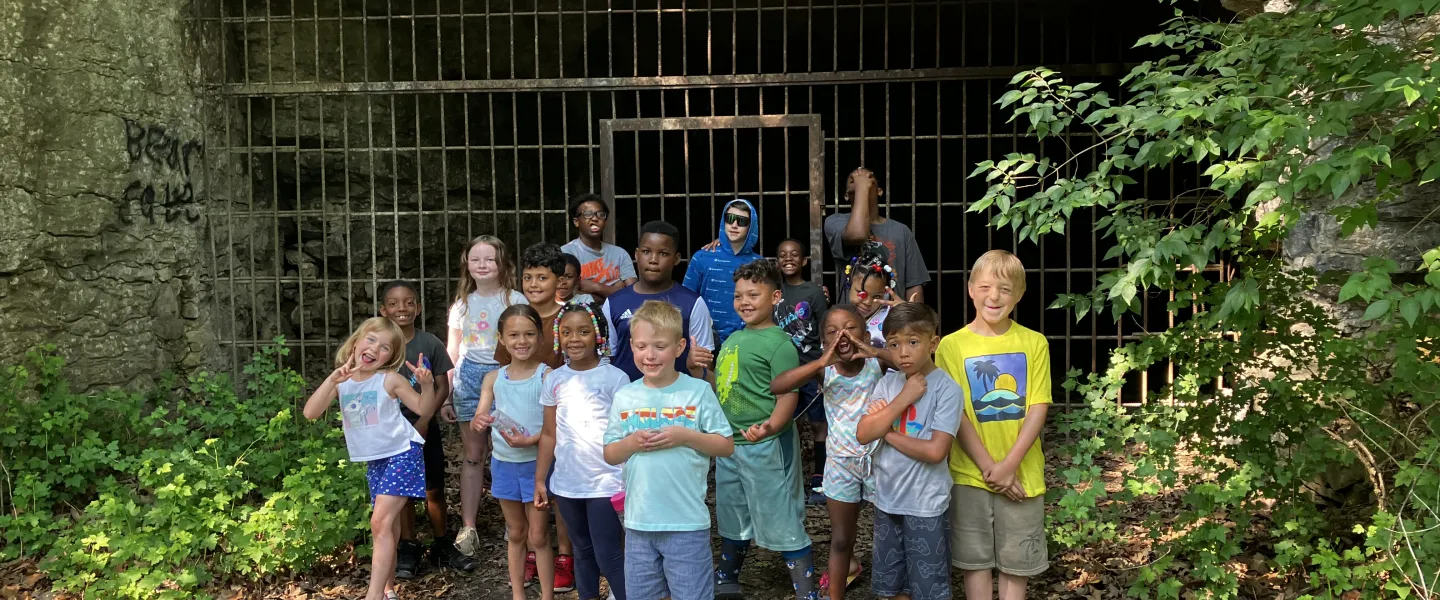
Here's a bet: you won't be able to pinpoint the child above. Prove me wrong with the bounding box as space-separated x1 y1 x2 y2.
823 166 929 303
559 252 597 306
935 250 1051 600
691 259 816 600
302 317 435 600
472 305 555 600
562 193 637 301
512 243 569 370
683 198 764 345
378 280 470 577
603 301 735 600
773 238 830 503
856 302 961 600
536 302 632 600
445 235 527 556
842 242 900 349
603 220 716 382
507 242 578 590
769 305 887 600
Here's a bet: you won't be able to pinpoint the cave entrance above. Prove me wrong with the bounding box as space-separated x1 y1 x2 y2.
599 114 827 288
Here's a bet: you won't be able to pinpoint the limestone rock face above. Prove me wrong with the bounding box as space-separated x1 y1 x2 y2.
0 0 217 390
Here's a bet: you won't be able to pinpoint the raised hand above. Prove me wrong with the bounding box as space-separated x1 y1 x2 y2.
880 287 919 308
404 353 433 386
701 238 721 252
328 358 356 384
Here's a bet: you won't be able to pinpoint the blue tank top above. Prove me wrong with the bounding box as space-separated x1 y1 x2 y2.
491 364 549 463
607 284 704 381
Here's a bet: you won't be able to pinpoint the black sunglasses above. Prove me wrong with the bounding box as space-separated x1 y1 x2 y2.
724 213 751 227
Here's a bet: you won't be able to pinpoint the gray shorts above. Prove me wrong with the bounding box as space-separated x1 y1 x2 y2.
871 509 951 600
948 484 1048 577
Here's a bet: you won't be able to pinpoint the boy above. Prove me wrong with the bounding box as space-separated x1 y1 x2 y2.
824 167 929 303
558 253 596 306
562 193 636 301
603 301 735 600
856 302 961 600
774 238 830 503
683 198 765 345
603 220 716 382
935 249 1051 600
692 258 817 600
377 280 471 575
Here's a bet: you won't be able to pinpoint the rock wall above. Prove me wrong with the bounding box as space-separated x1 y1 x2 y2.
0 0 218 389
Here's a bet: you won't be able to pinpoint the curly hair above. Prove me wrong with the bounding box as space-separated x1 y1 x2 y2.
731 258 783 290
521 242 568 277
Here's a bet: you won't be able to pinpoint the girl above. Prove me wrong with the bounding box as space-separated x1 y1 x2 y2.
536 302 630 600
303 317 435 600
558 252 597 306
445 235 527 556
472 305 555 600
840 243 899 348
769 306 889 600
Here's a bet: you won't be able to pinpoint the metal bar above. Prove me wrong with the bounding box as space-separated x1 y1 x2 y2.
603 114 821 131
218 64 1135 95
600 119 616 244
808 121 825 289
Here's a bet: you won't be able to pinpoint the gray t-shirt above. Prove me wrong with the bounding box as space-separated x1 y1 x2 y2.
823 213 931 291
871 368 962 517
775 281 829 363
398 329 455 420
562 239 637 288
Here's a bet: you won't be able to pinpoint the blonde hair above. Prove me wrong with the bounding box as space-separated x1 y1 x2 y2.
336 317 407 371
970 250 1027 296
631 300 684 342
454 235 518 309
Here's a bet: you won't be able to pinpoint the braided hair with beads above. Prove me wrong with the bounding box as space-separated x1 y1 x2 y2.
552 300 612 358
839 242 898 302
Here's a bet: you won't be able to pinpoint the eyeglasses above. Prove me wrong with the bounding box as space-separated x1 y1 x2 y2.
724 213 751 227
578 210 609 220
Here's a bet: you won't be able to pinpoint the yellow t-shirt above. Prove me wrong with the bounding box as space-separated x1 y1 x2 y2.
935 322 1051 497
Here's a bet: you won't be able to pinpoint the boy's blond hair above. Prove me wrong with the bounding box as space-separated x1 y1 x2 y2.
631 300 685 342
336 317 407 371
969 249 1027 296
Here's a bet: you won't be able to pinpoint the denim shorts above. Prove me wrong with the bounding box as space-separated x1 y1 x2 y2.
625 528 713 600
453 360 499 422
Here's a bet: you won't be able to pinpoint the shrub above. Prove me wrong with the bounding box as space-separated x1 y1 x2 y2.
0 340 370 599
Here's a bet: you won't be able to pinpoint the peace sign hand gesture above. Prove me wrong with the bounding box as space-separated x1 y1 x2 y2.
404 353 433 386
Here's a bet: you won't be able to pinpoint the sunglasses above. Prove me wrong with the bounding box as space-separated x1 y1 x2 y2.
724 213 751 227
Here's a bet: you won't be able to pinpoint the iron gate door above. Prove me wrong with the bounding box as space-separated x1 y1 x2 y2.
598 115 825 288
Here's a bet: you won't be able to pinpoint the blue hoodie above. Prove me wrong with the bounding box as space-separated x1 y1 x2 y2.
683 199 764 345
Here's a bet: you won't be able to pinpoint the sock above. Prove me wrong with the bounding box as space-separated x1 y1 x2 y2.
782 547 817 600
716 538 750 583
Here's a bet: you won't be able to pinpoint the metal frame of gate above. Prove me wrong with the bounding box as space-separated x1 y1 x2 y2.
598 114 826 288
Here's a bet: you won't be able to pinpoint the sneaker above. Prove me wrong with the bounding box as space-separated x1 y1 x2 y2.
807 476 827 505
555 554 576 592
431 538 476 572
454 526 480 557
524 551 538 587
395 539 422 580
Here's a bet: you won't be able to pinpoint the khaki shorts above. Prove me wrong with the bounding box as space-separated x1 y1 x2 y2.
948 484 1048 577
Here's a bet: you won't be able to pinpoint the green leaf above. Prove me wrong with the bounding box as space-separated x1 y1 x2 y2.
1402 85 1422 106
1400 297 1420 325
1362 299 1391 321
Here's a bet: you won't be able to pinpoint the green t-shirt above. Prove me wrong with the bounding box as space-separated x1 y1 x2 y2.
714 325 801 444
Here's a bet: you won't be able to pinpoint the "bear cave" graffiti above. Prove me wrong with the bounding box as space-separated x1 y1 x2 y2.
118 118 203 225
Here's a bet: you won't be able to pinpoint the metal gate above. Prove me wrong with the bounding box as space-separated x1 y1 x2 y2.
197 0 1203 404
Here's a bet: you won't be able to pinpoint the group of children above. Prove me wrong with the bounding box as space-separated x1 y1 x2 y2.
303 175 1053 600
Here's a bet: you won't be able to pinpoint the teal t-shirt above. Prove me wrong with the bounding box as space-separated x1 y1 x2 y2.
714 326 801 444
603 374 733 532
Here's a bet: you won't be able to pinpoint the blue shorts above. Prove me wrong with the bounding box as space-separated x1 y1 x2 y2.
366 442 427 503
791 380 824 422
626 528 713 600
453 361 499 422
491 457 537 503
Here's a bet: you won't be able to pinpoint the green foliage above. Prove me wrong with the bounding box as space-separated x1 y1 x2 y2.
0 341 369 599
973 0 1440 598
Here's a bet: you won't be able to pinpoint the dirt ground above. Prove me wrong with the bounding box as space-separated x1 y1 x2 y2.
3 422 1282 600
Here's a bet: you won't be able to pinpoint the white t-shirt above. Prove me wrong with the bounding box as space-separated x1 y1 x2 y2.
540 363 630 498
337 371 425 462
448 289 528 365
